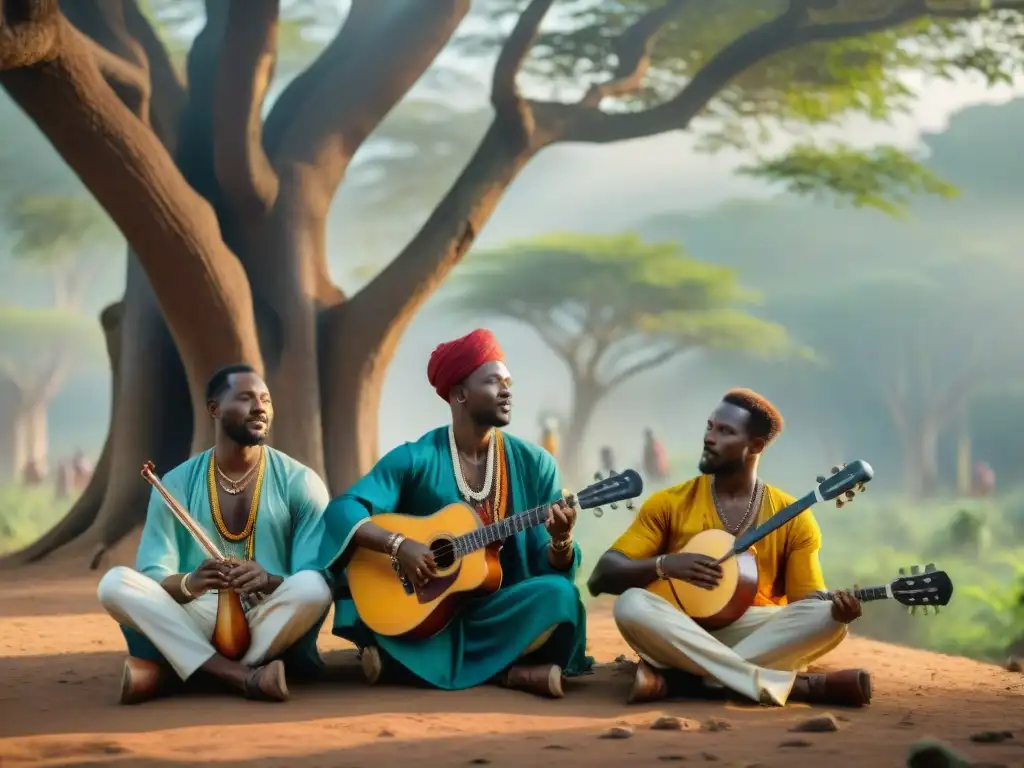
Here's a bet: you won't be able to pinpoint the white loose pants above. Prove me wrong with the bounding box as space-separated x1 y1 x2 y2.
613 588 847 706
97 565 332 681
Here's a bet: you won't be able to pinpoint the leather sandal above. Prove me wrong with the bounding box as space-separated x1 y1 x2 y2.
120 657 175 705
627 660 669 704
360 646 383 685
792 668 872 707
500 663 564 698
243 659 289 702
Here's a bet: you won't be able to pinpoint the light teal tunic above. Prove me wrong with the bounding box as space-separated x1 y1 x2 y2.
123 447 332 671
320 427 593 690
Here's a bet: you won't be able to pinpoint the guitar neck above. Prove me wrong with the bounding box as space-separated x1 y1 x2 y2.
825 584 890 603
453 501 555 555
731 491 815 556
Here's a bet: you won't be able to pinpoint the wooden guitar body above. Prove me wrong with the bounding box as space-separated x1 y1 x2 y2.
347 502 504 640
645 528 760 631
212 589 251 660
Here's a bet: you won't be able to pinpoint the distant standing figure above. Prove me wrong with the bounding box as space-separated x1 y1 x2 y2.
972 461 995 497
642 427 670 482
54 461 70 500
71 449 93 491
599 446 616 475
540 417 560 460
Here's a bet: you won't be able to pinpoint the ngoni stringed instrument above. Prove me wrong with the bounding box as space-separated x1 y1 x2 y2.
647 461 874 629
347 469 644 639
141 461 261 661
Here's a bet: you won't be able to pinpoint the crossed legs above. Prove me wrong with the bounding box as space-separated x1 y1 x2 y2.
97 566 331 703
613 588 865 706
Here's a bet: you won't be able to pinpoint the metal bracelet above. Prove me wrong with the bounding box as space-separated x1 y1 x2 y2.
550 535 573 552
180 571 195 599
655 555 667 579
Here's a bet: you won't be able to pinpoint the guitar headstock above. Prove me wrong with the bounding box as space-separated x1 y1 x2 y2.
892 563 954 615
577 470 643 517
815 461 873 509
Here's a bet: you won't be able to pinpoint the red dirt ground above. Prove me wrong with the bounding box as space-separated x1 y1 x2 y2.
1 546 1021 767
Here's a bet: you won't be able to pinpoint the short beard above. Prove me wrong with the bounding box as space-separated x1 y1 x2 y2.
698 456 743 476
470 407 509 429
223 419 268 447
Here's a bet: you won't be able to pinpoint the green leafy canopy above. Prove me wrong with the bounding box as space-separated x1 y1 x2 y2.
446 232 809 390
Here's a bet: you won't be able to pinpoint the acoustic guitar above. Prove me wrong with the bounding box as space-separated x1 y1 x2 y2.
347 469 644 639
647 461 874 630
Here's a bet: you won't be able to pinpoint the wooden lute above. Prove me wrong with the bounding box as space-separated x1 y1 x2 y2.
141 461 258 660
347 469 644 639
647 461 874 630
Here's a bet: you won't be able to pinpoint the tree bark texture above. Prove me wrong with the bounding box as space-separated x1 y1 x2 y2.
0 0 962 564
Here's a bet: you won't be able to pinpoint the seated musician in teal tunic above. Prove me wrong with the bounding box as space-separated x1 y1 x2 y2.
321 329 593 697
96 364 333 704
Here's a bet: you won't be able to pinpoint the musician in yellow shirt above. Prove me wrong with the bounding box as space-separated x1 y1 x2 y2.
588 389 871 708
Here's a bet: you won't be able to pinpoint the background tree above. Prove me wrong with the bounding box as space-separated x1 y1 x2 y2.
0 307 104 481
771 258 1021 496
1 0 1022 566
0 194 115 481
445 232 798 482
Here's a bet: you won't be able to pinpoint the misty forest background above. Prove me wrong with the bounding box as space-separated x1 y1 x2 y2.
2 0 1024 665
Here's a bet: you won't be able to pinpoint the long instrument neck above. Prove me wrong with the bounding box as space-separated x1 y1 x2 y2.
825 584 889 602
452 498 565 556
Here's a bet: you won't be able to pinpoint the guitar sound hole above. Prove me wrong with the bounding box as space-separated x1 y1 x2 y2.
430 538 457 570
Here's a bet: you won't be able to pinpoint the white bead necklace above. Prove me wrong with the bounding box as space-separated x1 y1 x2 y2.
448 425 495 502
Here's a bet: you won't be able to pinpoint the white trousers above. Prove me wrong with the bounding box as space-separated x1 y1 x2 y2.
613 588 847 706
97 565 332 681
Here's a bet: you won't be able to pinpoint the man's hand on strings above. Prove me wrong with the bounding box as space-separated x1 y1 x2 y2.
396 539 436 588
186 559 231 595
545 499 576 541
227 560 271 596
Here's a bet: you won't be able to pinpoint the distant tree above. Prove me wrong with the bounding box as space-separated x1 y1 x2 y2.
445 232 800 482
0 194 117 478
0 307 103 481
784 259 1020 496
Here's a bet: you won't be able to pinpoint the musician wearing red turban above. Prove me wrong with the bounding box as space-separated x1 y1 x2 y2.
321 329 592 697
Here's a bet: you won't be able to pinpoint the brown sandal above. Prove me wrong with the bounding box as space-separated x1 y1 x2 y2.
243 659 289 702
500 663 564 698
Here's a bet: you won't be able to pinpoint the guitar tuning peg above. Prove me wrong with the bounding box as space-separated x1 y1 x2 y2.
844 490 855 500
593 472 603 481
924 563 936 573
816 475 826 483
932 606 940 615
593 507 604 518
835 498 845 509
910 565 921 576
610 502 619 510
831 465 841 474
899 567 906 576
908 605 917 616
625 499 635 510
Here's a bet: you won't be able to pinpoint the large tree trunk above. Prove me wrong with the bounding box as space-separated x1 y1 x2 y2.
320 121 536 491
561 377 604 488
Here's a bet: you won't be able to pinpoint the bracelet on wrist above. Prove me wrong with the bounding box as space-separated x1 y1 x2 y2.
655 555 667 579
180 571 195 599
550 535 573 553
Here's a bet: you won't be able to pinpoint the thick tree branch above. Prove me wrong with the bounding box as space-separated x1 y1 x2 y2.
214 0 280 219
546 0 948 144
122 0 185 147
0 0 60 69
79 29 149 119
268 0 469 217
0 13 263 405
491 0 554 130
604 342 685 390
578 0 692 108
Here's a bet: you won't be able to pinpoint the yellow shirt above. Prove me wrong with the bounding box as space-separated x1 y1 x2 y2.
610 475 826 606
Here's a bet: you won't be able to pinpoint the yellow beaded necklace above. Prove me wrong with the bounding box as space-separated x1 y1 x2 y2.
206 447 265 561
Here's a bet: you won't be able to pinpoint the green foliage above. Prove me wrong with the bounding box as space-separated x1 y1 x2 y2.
738 143 959 217
447 232 805 388
5 194 118 269
0 305 103 379
0 484 74 555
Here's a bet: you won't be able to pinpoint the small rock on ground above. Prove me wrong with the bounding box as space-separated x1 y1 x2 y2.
906 739 972 768
651 715 701 731
790 713 840 733
970 731 1013 743
599 725 634 740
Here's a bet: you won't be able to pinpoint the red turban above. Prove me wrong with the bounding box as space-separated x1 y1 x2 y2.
427 329 505 401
